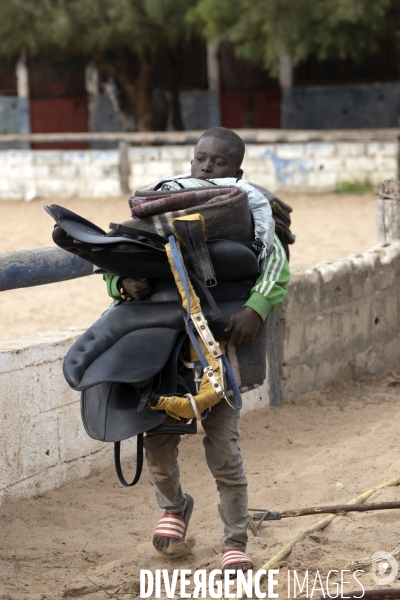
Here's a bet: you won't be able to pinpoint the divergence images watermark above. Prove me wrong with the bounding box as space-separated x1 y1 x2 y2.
139 568 366 598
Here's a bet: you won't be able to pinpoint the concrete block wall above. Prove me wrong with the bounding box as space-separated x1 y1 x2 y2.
278 242 400 401
0 327 268 504
0 327 137 504
0 138 397 200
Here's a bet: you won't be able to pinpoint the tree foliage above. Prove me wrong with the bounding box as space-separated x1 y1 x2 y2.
0 0 200 130
190 0 394 75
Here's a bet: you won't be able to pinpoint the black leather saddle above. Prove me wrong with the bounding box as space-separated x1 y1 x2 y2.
45 204 258 282
47 204 258 486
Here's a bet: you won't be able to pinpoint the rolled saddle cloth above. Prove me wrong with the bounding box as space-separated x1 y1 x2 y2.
55 186 267 396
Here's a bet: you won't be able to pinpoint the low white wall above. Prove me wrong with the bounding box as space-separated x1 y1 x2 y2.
0 327 267 505
279 242 400 400
0 138 396 200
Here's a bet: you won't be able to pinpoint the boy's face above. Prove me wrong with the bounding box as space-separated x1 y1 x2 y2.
191 137 243 179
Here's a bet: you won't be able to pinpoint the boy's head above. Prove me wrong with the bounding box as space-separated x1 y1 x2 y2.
191 127 245 180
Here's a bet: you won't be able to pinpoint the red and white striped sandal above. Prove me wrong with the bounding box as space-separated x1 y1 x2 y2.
153 493 194 553
222 548 253 573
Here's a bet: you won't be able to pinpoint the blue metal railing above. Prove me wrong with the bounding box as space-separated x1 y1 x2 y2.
0 248 92 292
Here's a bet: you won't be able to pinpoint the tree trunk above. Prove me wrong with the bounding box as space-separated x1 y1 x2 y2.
166 50 185 131
97 49 156 132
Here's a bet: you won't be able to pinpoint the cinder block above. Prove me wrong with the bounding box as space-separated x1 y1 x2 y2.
375 157 397 173
1 464 67 504
307 170 337 188
58 401 103 463
129 147 160 161
282 321 306 362
38 179 79 198
131 162 146 177
383 335 400 366
0 362 78 428
145 160 173 177
171 162 190 176
314 158 345 172
276 143 306 158
347 251 379 300
353 343 383 376
340 301 372 349
336 142 365 157
161 146 191 161
344 157 375 172
314 357 353 390
34 151 62 164
284 268 320 316
280 363 316 402
370 292 399 335
246 144 276 159
372 243 400 287
0 412 60 488
130 175 153 191
6 150 33 165
367 142 397 157
302 310 341 357
91 150 119 164
305 143 337 158
48 164 78 179
242 159 275 177
80 164 119 180
63 150 91 164
79 179 120 198
247 172 277 190
6 164 35 179
318 259 354 309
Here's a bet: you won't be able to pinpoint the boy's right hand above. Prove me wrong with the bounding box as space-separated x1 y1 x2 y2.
121 277 151 299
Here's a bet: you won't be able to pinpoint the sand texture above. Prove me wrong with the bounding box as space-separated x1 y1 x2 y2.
0 370 400 598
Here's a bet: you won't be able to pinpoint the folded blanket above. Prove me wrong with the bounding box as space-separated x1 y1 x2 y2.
129 187 240 219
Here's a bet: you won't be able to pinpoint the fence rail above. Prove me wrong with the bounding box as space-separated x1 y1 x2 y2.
1 128 400 145
0 248 92 292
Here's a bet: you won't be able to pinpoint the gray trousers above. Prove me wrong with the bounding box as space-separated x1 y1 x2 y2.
143 399 248 551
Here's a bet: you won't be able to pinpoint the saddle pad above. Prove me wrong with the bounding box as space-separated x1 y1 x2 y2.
129 186 240 219
122 187 254 245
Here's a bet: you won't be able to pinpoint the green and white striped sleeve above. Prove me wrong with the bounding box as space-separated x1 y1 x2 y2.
243 234 290 321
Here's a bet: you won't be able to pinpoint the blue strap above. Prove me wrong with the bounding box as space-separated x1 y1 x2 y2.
169 235 242 410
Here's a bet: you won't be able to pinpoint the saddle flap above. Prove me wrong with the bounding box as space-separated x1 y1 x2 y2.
46 204 164 249
81 382 166 442
77 327 183 390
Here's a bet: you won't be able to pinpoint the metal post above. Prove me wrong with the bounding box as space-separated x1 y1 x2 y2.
119 140 131 195
375 179 400 243
267 309 281 406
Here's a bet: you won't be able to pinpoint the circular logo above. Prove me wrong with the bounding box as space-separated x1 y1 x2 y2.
371 551 398 585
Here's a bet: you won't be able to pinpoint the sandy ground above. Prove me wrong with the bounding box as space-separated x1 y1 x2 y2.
0 192 376 342
1 369 400 599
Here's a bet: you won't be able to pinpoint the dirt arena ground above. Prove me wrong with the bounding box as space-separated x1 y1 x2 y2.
1 370 400 599
0 191 376 342
2 191 399 600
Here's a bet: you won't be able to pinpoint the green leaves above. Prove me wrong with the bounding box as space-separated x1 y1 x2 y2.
192 0 393 73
